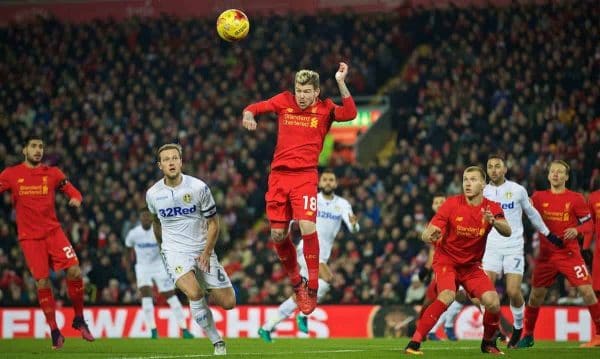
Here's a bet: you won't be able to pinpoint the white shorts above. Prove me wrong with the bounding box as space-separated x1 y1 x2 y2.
482 250 524 275
135 263 175 292
161 250 232 289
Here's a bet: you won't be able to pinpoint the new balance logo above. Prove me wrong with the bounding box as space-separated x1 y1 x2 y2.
158 205 197 217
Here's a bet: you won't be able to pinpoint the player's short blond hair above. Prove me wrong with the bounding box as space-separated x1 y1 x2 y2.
157 143 182 161
549 160 570 173
295 69 320 89
464 166 486 181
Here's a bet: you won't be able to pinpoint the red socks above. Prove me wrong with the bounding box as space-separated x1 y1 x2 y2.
588 302 600 335
37 288 58 330
273 235 301 285
524 305 540 336
412 299 448 342
302 232 319 290
483 310 500 341
67 278 85 318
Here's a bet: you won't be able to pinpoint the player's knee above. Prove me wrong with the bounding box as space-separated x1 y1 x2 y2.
221 296 236 310
36 278 51 288
298 220 316 235
482 292 500 312
506 286 522 300
577 285 597 304
66 265 82 279
438 290 455 304
270 229 286 243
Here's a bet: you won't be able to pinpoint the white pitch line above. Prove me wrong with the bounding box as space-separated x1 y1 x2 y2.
110 346 486 359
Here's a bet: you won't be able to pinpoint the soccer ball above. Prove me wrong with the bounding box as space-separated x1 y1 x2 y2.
216 9 250 42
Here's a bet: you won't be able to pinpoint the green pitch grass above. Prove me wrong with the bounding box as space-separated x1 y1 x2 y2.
0 338 595 358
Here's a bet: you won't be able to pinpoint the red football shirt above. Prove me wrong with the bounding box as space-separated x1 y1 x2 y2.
585 190 600 249
0 163 82 240
531 189 593 257
430 195 504 265
244 91 357 171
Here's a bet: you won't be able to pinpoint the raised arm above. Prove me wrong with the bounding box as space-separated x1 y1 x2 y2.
242 92 285 131
333 62 357 121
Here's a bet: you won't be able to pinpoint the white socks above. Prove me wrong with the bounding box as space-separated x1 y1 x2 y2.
142 297 156 329
190 298 222 344
167 295 188 329
444 301 464 328
510 304 524 329
263 278 331 331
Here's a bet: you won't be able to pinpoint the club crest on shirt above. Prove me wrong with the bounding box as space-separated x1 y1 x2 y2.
182 194 192 204
310 118 318 128
175 265 183 274
505 192 512 199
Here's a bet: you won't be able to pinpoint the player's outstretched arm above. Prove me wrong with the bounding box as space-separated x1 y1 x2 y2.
333 62 357 121
242 93 286 131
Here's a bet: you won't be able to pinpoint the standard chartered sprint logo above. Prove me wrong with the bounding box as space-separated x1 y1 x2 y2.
158 205 197 217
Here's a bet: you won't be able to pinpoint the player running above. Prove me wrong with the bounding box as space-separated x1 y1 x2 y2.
0 135 94 349
242 62 357 315
146 143 236 355
258 169 359 342
125 206 194 339
483 154 555 347
517 160 600 348
405 166 511 355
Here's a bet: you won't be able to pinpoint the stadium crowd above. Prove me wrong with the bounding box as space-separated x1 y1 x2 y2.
0 0 598 308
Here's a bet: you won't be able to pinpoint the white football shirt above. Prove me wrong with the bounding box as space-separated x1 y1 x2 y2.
297 192 359 263
146 174 217 253
484 179 549 253
124 224 161 266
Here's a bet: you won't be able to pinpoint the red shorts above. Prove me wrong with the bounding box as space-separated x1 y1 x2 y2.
425 277 438 302
594 245 600 292
265 169 318 228
433 262 495 300
533 250 591 288
19 228 79 280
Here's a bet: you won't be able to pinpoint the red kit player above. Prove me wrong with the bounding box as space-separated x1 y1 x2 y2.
405 166 511 355
0 136 94 349
517 160 600 348
588 181 600 299
242 63 357 314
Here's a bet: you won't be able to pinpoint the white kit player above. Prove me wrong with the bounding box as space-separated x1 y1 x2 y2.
146 143 236 356
125 206 194 339
483 154 553 348
258 169 359 342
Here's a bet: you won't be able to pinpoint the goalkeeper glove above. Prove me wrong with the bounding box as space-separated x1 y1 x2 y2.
546 232 564 248
418 267 432 284
581 249 593 268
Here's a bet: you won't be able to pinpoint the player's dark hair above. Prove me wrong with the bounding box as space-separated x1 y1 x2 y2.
549 160 570 173
464 166 487 181
139 206 150 213
432 192 446 199
23 135 43 147
157 143 183 161
487 153 505 164
320 168 336 177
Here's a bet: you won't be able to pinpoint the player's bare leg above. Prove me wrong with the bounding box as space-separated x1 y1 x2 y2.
517 286 547 348
298 220 319 314
576 284 600 347
35 277 63 349
66 265 94 342
505 273 525 347
177 271 226 355
479 290 504 354
160 289 195 338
